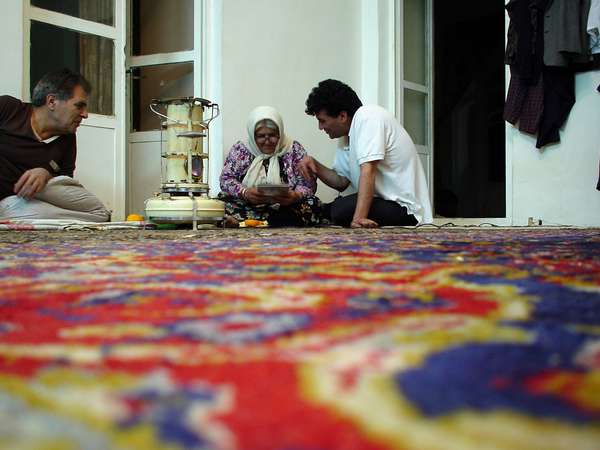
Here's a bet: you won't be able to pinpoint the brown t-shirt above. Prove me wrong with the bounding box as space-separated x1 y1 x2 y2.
0 95 76 200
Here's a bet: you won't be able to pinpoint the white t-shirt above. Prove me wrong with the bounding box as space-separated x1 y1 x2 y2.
332 105 433 224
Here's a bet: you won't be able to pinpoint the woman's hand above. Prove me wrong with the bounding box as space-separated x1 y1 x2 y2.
242 187 270 205
270 189 301 206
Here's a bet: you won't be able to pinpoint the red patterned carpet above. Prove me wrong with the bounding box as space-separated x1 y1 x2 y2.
1 227 599 450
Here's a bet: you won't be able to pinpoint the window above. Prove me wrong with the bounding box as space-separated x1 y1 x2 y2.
30 21 114 115
132 0 193 55
30 0 115 26
128 0 197 132
131 62 194 131
27 1 116 116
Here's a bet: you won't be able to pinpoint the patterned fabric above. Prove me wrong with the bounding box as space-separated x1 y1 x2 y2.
217 193 323 226
1 228 600 450
219 141 316 199
504 66 545 134
504 0 547 135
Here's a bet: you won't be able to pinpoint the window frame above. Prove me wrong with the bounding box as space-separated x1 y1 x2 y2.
126 0 204 140
395 0 512 224
23 3 119 126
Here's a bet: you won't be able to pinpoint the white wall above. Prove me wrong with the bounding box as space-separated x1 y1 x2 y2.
0 0 24 97
509 66 600 227
221 0 362 203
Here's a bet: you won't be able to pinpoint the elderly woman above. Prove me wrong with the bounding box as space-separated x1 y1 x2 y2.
219 106 322 227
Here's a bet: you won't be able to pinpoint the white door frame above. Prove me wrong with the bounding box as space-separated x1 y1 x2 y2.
395 0 434 217
125 0 222 214
22 1 127 220
367 0 513 226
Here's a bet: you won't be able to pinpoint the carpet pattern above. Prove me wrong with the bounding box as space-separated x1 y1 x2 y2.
1 228 599 450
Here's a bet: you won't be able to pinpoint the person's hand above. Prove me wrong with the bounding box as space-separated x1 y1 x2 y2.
270 189 301 206
350 217 379 228
14 168 52 199
242 187 270 205
298 156 318 181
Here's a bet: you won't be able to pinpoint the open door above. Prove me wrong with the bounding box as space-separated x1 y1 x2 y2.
397 0 509 225
397 0 433 210
24 0 127 219
126 0 205 216
432 0 507 221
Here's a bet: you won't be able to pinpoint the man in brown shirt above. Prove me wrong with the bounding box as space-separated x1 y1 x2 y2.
0 69 109 221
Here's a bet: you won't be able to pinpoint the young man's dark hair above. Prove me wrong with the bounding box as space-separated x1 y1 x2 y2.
31 68 92 107
305 79 363 118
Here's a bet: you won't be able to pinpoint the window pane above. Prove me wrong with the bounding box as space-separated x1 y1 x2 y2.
132 63 194 132
132 0 194 56
30 21 114 115
31 0 114 26
404 89 427 145
404 0 427 85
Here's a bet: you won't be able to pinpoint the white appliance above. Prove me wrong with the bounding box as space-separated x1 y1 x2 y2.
144 97 225 228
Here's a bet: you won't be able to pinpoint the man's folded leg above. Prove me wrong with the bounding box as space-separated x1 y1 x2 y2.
0 176 110 222
33 176 110 222
329 193 417 226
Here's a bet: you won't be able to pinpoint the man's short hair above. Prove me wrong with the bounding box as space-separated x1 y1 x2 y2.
31 68 92 107
305 79 363 118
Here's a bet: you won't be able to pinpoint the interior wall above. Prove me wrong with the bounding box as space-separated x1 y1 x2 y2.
221 0 361 203
0 0 24 97
510 70 600 226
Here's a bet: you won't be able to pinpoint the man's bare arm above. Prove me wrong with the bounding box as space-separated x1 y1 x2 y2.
351 161 379 228
299 156 350 192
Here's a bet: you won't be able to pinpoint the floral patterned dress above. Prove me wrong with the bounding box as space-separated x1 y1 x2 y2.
218 141 323 226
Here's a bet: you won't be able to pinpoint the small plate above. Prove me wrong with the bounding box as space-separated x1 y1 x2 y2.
256 184 290 196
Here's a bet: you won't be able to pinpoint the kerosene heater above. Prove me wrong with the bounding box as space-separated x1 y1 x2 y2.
144 97 224 228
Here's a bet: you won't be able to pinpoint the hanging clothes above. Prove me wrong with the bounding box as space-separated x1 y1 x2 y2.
544 0 592 67
504 0 549 136
539 0 592 147
504 0 594 148
536 67 575 147
504 66 545 135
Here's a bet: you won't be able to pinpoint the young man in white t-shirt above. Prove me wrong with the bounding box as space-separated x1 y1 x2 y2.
300 79 432 228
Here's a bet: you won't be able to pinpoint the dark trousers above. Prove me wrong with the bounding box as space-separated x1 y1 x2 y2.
325 194 418 227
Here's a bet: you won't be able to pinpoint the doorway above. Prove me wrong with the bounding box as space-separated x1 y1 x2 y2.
25 0 126 218
433 0 506 218
126 0 200 215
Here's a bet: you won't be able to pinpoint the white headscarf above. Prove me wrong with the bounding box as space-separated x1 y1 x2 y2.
242 106 293 188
